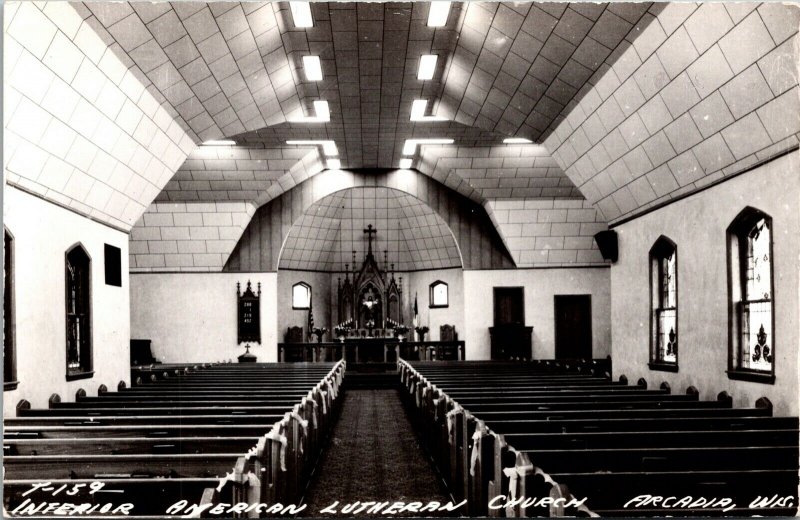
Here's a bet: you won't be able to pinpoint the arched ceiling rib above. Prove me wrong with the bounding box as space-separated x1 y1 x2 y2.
278 187 463 271
225 168 515 271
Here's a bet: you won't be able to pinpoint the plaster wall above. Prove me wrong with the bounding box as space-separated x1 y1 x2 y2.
610 153 799 415
3 186 130 415
129 272 278 363
463 267 611 360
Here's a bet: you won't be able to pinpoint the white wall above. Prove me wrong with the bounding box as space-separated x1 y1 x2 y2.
405 268 465 341
611 153 799 416
463 267 611 360
277 270 332 340
130 272 278 363
3 186 130 415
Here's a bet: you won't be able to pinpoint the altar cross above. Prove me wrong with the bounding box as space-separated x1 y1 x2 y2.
364 224 377 257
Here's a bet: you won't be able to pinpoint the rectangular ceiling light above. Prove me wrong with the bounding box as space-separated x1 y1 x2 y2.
417 54 438 80
402 138 454 156
410 100 428 120
287 100 330 123
399 158 413 169
503 137 532 144
290 2 313 27
327 158 341 170
410 99 447 122
202 140 236 146
427 1 451 27
303 56 323 81
286 140 338 156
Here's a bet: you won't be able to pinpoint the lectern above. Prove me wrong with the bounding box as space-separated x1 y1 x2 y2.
489 325 533 360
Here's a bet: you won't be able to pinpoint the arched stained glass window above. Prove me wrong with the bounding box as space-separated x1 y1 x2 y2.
649 237 677 370
727 208 775 383
66 244 93 379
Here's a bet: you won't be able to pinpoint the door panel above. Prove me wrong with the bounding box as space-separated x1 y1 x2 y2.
554 295 592 360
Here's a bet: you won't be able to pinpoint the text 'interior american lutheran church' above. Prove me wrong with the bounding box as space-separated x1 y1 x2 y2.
2 0 799 517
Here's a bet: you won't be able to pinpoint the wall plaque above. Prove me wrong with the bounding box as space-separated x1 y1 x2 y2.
237 280 261 344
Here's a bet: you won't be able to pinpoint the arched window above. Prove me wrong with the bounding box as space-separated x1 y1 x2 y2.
727 208 774 383
66 244 93 380
649 237 677 370
429 280 448 308
4 229 17 390
292 282 311 309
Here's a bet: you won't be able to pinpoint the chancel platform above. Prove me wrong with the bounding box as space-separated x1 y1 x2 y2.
278 339 464 364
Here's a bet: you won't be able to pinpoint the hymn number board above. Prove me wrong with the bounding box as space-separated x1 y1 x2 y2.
237 280 261 344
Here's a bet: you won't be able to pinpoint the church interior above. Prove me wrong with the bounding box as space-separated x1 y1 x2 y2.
3 0 800 516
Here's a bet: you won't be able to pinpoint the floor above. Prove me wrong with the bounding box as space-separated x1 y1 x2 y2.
302 389 457 517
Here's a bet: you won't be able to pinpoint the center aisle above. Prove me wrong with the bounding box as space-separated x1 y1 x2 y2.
302 388 458 516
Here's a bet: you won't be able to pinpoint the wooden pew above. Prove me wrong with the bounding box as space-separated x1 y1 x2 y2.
399 359 800 518
5 361 347 515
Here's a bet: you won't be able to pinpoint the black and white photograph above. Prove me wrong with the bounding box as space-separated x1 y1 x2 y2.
2 0 799 517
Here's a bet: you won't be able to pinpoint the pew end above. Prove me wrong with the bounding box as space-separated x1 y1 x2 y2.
756 396 774 415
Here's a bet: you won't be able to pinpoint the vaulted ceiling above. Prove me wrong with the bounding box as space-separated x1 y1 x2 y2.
278 187 462 271
79 1 659 171
11 1 792 248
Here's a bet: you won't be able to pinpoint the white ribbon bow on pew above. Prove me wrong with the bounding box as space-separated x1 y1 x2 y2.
319 389 328 415
432 396 443 421
307 393 319 429
325 378 337 400
216 469 237 493
502 462 534 517
445 404 462 436
469 428 483 477
265 425 288 472
244 445 258 460
290 407 310 455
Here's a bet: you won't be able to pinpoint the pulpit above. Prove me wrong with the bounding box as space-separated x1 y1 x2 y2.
489 325 533 360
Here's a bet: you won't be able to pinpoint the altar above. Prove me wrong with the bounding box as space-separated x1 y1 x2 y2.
279 224 465 364
277 339 465 364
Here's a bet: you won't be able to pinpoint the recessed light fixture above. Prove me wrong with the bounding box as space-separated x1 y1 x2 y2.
290 2 313 27
286 140 338 156
399 158 413 169
418 54 438 80
287 100 330 123
402 138 454 156
202 140 236 146
327 158 341 170
303 56 323 81
427 1 451 27
503 137 532 144
410 99 447 122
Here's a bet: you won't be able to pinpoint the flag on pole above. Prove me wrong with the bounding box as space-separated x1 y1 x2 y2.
413 292 419 328
307 299 314 339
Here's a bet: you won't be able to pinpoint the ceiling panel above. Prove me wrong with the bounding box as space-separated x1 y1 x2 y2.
278 186 462 271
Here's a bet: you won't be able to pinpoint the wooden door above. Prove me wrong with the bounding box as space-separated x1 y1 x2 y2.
554 295 592 360
493 287 524 325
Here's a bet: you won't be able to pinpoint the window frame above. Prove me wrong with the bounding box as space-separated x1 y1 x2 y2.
104 243 122 287
429 280 449 309
648 236 679 372
291 282 312 310
727 207 776 384
4 228 18 391
65 244 94 381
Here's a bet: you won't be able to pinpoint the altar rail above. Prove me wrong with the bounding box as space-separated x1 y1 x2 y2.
278 340 465 363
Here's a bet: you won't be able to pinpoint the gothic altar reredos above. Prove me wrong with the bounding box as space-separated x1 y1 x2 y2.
337 225 403 332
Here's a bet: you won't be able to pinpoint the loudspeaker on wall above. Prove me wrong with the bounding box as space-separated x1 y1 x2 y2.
594 230 618 262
